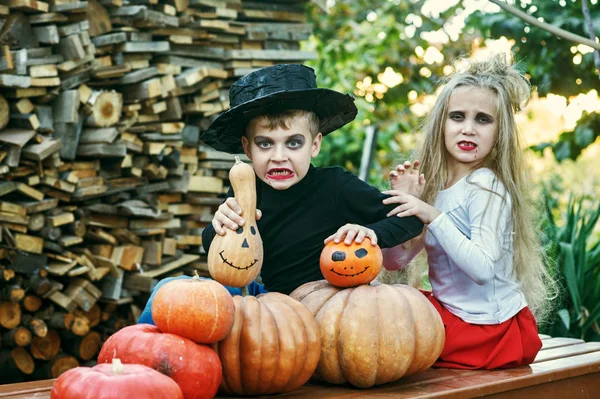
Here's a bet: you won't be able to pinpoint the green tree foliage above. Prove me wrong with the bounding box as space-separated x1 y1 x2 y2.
307 0 599 179
467 0 600 162
306 0 473 187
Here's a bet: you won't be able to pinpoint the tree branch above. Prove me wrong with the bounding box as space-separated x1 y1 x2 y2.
488 0 600 51
581 0 600 74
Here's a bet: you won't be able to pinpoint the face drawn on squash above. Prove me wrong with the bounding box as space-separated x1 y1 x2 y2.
320 240 382 288
218 225 260 270
328 248 372 277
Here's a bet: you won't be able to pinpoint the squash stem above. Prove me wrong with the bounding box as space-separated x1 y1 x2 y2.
192 270 201 281
234 155 242 165
111 358 125 375
241 286 249 297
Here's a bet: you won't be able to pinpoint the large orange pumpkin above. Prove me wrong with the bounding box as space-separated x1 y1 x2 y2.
208 156 263 287
213 292 320 396
152 275 234 344
320 239 382 287
290 280 445 388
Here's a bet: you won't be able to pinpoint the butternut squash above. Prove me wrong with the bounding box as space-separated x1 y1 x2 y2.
208 156 263 287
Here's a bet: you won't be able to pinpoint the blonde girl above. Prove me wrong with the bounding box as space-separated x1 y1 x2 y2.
382 53 555 369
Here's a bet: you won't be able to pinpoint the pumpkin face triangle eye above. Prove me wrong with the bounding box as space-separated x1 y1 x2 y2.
355 248 368 258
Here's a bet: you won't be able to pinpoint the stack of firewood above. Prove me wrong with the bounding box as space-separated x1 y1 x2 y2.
1 0 318 383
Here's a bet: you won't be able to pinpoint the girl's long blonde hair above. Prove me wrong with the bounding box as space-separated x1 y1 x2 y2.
418 53 556 321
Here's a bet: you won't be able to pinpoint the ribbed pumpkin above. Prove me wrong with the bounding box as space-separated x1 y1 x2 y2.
213 292 320 396
290 280 445 388
98 324 222 399
152 274 235 344
51 359 183 399
320 239 382 287
208 156 263 287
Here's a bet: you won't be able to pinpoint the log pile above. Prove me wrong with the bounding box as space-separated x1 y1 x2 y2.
0 0 317 383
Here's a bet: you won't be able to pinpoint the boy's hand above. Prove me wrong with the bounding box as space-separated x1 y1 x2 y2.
382 191 440 224
212 197 262 236
324 224 378 246
389 160 425 198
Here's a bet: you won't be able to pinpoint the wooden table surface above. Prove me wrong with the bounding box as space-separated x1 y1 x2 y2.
1 335 599 399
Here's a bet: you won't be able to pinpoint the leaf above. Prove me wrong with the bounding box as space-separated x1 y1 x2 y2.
574 125 595 148
557 308 571 330
559 242 582 314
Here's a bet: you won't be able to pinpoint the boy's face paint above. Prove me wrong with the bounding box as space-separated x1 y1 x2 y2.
242 115 322 190
444 86 498 173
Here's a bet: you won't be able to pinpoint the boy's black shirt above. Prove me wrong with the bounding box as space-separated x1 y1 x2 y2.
202 165 423 295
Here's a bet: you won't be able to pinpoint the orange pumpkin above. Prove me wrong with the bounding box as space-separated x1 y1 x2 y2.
213 293 320 396
320 239 382 287
152 275 235 344
290 280 445 388
208 156 263 287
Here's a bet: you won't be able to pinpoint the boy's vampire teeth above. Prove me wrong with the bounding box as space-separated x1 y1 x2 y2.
267 168 293 175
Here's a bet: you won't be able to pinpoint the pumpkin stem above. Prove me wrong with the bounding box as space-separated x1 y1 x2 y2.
192 270 201 282
111 358 125 375
234 155 242 165
241 286 249 297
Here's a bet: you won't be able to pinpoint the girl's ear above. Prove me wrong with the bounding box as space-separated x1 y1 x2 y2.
311 132 323 158
241 136 252 160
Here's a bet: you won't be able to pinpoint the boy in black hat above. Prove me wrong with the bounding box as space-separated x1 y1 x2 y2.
138 64 422 324
201 63 423 294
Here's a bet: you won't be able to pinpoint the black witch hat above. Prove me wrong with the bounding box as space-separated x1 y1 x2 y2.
200 64 358 154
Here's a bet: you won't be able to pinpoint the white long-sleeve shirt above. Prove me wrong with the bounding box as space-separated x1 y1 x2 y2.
385 168 527 324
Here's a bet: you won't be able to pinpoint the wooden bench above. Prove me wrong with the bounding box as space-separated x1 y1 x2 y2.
1 335 599 398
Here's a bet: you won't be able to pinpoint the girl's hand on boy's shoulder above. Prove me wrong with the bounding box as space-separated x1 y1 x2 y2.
324 224 378 246
389 160 425 198
212 197 262 235
382 191 440 224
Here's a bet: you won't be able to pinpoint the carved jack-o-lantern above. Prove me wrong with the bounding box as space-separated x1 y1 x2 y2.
208 157 263 287
320 239 382 288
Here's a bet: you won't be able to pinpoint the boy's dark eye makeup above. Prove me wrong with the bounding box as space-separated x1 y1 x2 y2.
253 134 306 149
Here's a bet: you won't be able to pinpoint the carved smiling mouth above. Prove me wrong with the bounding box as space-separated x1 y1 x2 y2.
219 251 258 270
329 266 370 277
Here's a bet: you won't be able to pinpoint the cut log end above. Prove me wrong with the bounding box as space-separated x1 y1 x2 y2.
0 302 22 330
31 330 61 361
11 347 35 375
85 91 123 127
50 355 79 378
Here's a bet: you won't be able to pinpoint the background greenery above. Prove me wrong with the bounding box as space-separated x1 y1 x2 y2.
304 0 600 340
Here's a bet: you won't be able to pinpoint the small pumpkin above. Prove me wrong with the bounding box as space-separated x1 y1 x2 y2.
208 156 263 287
51 358 183 399
213 292 320 396
320 239 382 287
98 324 222 399
290 280 445 388
152 274 235 344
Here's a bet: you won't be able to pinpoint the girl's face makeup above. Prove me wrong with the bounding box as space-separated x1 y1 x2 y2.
242 115 322 190
444 86 498 175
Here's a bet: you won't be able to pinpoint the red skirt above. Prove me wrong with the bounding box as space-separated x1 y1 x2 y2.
424 291 542 370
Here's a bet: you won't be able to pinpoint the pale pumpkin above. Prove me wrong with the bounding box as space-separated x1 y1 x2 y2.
320 239 382 287
290 280 445 388
213 292 320 396
208 156 263 287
